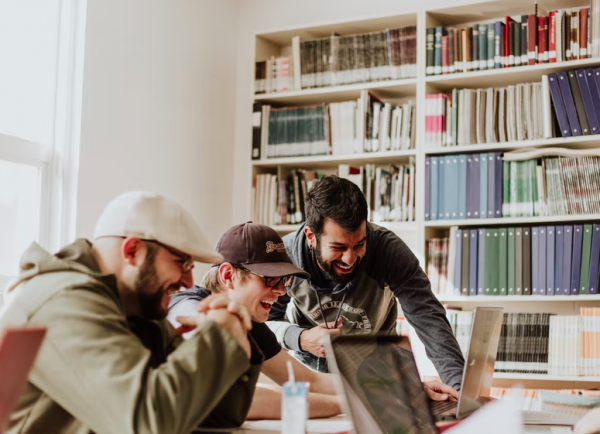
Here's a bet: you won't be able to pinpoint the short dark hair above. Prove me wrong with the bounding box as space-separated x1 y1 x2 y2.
305 175 368 238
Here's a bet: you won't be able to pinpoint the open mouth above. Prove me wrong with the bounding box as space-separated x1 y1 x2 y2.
259 299 275 310
333 262 354 274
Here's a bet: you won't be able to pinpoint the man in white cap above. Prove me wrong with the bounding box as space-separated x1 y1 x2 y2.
0 191 262 434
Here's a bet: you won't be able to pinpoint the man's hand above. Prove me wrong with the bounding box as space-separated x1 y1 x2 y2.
299 319 343 358
423 380 459 402
177 310 252 359
573 407 600 434
196 293 253 330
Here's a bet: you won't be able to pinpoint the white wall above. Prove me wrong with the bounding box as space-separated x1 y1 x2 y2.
77 0 238 275
231 0 492 224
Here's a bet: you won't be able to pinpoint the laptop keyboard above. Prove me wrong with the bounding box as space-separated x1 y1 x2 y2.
430 400 457 415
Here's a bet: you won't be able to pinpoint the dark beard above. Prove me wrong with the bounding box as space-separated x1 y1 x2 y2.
133 245 167 320
315 237 360 284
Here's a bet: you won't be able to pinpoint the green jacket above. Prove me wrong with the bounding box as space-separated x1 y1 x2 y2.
2 239 262 434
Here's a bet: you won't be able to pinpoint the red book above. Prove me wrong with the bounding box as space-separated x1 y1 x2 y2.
527 14 537 65
442 35 449 74
538 17 547 63
548 11 557 62
505 16 515 66
580 8 589 58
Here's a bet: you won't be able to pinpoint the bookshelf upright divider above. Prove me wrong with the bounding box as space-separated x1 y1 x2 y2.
250 0 600 389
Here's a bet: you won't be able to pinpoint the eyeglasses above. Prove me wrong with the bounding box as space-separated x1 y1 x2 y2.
144 240 195 274
233 265 293 288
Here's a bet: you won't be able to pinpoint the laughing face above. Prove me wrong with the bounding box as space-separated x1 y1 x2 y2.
230 271 287 323
308 219 367 284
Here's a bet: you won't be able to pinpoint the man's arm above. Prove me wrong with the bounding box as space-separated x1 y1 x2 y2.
29 288 258 434
261 349 337 395
247 384 341 420
267 292 307 352
374 229 465 389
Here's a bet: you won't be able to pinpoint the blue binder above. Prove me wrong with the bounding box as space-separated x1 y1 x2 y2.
563 226 574 296
557 71 583 136
479 153 488 219
588 224 600 295
430 157 438 221
425 157 431 220
555 226 564 295
532 227 539 295
571 225 584 295
575 69 600 134
546 226 555 295
458 155 467 219
547 73 572 137
487 154 495 218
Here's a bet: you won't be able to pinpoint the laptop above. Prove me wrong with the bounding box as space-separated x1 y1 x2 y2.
0 326 47 432
430 306 504 420
324 307 504 433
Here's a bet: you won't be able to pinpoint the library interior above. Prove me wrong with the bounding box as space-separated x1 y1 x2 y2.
1 0 600 433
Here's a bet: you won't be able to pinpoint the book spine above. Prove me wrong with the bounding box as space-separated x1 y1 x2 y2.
588 224 600 294
458 154 467 219
532 226 540 294
479 24 488 70
515 227 524 295
568 70 591 135
494 21 502 69
579 224 593 294
508 228 516 295
539 226 547 295
469 229 478 296
448 29 455 74
547 226 555 295
571 225 584 295
499 227 508 295
557 71 583 136
426 28 435 75
527 14 537 65
505 17 513 67
521 15 529 65
478 228 486 295
425 157 431 220
538 17 547 63
442 35 449 74
580 8 589 58
434 26 443 75
523 227 532 295
454 229 463 295
548 11 557 62
555 226 564 295
514 21 521 66
563 226 574 295
480 152 488 219
487 24 495 69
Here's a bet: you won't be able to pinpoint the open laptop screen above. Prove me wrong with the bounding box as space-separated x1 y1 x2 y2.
327 335 438 434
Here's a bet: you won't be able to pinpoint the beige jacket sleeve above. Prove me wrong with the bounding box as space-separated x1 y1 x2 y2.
28 286 257 434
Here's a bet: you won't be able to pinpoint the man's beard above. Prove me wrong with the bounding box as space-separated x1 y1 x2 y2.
133 246 168 320
315 237 361 284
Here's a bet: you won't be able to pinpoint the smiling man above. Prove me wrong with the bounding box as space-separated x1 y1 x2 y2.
267 175 466 393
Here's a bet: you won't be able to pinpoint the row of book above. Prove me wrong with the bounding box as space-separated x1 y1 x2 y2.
251 162 416 225
254 56 293 94
252 170 323 226
426 6 595 76
428 224 600 297
253 27 417 94
425 153 600 221
339 162 416 223
251 94 416 159
446 310 600 376
425 81 551 148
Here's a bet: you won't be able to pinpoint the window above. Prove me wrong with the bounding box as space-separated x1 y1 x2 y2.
0 0 87 291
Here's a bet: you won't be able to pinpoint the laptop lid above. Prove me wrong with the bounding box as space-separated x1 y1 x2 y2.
325 334 438 434
0 326 46 432
456 307 504 419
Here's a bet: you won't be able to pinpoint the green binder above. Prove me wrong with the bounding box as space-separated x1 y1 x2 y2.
485 228 500 295
580 224 593 294
507 227 516 295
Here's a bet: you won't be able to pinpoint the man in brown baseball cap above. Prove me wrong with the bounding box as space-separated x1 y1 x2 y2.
169 222 343 420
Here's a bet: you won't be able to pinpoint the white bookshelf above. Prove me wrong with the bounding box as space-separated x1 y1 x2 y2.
250 0 600 388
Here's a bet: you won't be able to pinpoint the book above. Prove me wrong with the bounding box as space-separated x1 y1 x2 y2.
571 225 584 295
469 229 478 296
579 224 593 294
588 224 600 294
568 70 591 135
547 226 556 295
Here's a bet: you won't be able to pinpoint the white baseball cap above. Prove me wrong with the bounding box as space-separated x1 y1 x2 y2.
93 191 223 264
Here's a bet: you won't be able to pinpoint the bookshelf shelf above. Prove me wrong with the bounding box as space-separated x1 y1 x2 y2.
271 221 417 234
493 373 600 381
425 58 600 91
425 135 600 155
254 78 418 105
424 214 600 228
252 150 417 169
437 295 600 302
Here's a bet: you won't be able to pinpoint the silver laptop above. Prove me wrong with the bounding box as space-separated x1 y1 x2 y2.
324 307 504 433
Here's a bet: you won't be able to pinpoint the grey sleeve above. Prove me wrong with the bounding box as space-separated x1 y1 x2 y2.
375 230 465 389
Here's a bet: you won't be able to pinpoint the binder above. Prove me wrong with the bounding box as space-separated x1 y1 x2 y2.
453 229 463 295
430 157 438 221
571 225 584 295
425 157 431 220
469 230 478 296
515 227 524 295
461 230 470 296
579 224 593 294
446 156 458 219
494 153 503 218
523 227 532 295
547 73 572 137
557 71 583 136
480 152 488 219
487 154 495 218
575 70 600 134
546 226 555 295
539 227 547 295
532 227 540 294
477 228 486 295
466 155 476 218
458 155 467 219
494 21 504 69
508 228 516 295
568 70 591 135
563 226 574 295
438 158 446 219
555 226 564 295
498 227 508 296
584 69 600 130
485 229 499 295
588 224 600 295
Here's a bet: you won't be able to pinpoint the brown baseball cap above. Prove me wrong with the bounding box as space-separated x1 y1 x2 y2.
214 222 310 279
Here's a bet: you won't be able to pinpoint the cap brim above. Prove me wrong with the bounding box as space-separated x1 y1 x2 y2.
243 262 310 279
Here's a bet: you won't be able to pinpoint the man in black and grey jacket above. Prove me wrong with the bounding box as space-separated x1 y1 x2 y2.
267 175 465 392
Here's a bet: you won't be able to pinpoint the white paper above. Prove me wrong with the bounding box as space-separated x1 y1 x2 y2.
242 417 352 433
445 393 522 434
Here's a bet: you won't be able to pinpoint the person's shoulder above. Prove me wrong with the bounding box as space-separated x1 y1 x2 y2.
169 285 210 308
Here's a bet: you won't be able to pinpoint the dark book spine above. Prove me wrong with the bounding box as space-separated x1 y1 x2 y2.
514 20 521 66
434 27 443 75
472 25 479 71
521 15 529 65
479 24 488 70
523 227 532 295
